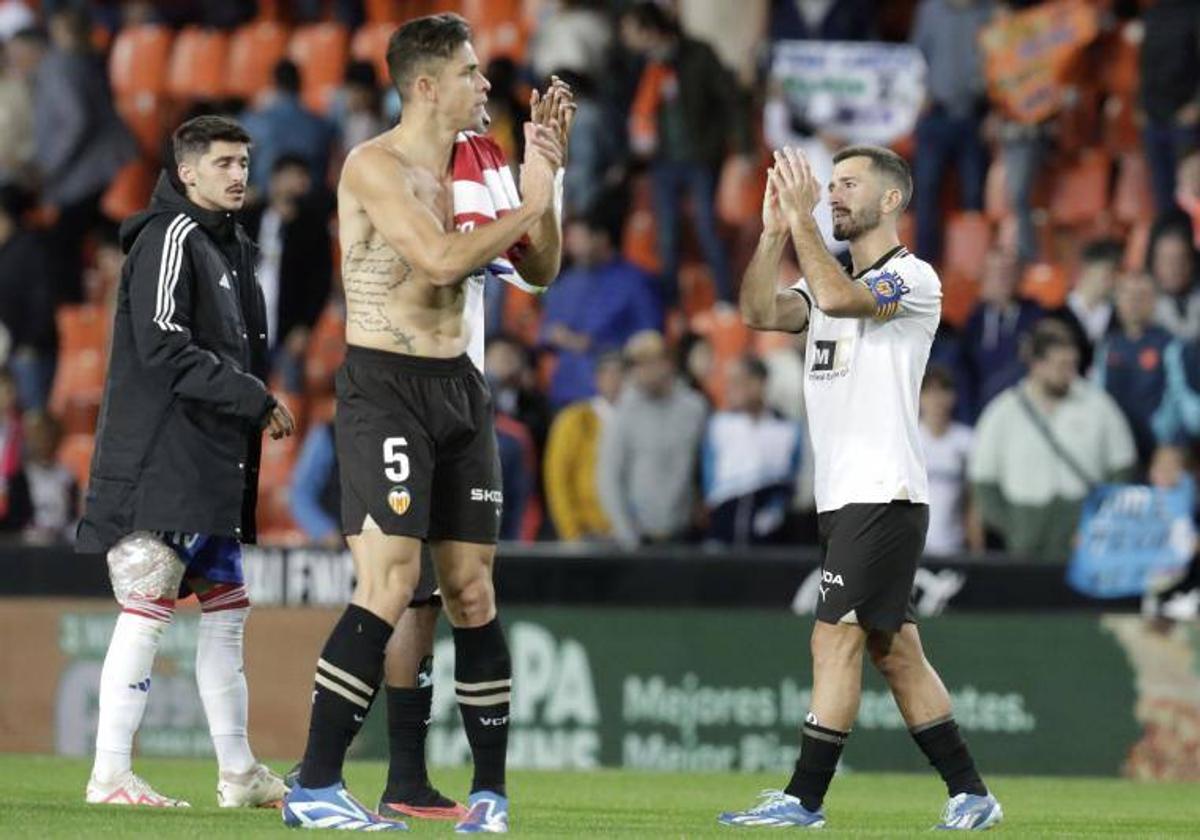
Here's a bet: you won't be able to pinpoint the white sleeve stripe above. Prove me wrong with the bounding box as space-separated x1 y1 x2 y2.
154 215 197 333
153 214 187 330
163 221 198 332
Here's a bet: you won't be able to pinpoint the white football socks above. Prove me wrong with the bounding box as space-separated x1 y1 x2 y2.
196 606 255 775
92 609 171 783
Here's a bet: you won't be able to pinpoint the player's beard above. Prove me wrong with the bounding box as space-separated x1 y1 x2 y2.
471 105 491 133
832 204 881 241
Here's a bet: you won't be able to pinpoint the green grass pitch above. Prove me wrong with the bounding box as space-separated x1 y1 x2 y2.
2 755 1198 838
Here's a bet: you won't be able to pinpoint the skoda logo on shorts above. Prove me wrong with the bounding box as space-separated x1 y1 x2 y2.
387 486 411 516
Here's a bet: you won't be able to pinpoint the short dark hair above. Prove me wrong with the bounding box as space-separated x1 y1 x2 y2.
737 355 769 382
273 58 301 94
386 13 472 95
0 183 33 222
832 145 913 210
271 152 310 176
1027 318 1078 362
922 363 956 392
344 59 377 89
1080 238 1123 265
624 1 680 36
172 115 251 163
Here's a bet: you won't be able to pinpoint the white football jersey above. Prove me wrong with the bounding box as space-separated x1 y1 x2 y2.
790 246 941 513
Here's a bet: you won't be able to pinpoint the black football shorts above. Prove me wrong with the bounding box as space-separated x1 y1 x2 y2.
335 346 503 545
814 501 929 632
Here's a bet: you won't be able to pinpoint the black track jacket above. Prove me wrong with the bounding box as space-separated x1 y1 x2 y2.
77 174 274 553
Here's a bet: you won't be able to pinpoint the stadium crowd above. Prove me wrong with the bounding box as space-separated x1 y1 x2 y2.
0 0 1198 565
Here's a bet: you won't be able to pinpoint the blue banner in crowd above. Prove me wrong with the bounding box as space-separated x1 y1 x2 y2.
1068 481 1196 599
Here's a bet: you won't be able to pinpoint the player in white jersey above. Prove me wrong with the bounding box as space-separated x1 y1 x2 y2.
717 146 1001 831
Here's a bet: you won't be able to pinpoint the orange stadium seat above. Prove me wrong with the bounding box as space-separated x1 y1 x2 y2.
940 271 980 329
716 157 766 227
365 0 399 22
1101 22 1140 98
289 23 350 114
351 22 394 87
304 303 346 395
257 432 301 544
52 302 111 433
226 21 291 101
1050 149 1111 227
1114 152 1154 226
109 24 173 98
942 211 993 282
1020 262 1070 310
678 263 716 320
462 0 528 62
101 160 156 222
58 433 96 490
116 92 170 159
167 27 230 101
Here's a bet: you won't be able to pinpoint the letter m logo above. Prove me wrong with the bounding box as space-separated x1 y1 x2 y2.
812 340 837 372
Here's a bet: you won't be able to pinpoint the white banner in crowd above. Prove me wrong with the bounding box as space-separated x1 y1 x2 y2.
769 41 927 146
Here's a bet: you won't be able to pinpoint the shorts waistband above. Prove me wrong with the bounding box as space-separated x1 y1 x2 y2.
346 345 476 376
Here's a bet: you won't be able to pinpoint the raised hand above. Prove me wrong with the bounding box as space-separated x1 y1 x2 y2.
520 123 556 215
530 76 576 164
763 166 787 235
772 147 823 221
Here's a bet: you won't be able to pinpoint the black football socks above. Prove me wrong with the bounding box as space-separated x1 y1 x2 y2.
299 604 392 788
784 717 850 812
454 618 512 796
383 656 435 801
910 715 988 797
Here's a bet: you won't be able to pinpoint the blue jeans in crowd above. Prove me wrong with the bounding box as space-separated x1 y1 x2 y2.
650 160 733 304
1003 130 1048 264
1143 121 1200 217
914 106 988 262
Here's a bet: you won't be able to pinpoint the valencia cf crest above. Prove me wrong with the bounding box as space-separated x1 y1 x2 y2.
387 486 411 516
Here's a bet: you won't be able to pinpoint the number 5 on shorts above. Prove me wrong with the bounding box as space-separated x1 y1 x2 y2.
383 436 409 482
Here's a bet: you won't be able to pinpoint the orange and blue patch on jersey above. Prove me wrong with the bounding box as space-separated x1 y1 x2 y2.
866 269 910 321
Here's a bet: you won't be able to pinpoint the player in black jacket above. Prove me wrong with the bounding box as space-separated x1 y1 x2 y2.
79 116 295 809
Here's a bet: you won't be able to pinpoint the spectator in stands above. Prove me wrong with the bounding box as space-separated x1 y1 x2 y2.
0 367 30 533
0 183 55 411
543 351 624 542
240 59 335 194
554 69 623 218
28 10 135 303
970 319 1136 563
1177 149 1200 248
1150 215 1200 340
1066 239 1120 350
241 153 333 392
678 330 715 404
479 57 528 167
701 355 802 545
769 0 876 40
676 0 769 90
485 338 542 541
21 410 75 544
621 0 751 303
1138 0 1200 216
910 0 993 262
290 417 343 548
330 60 386 154
598 329 707 548
1093 271 1172 468
961 246 1044 420
485 334 552 455
539 196 661 408
529 0 612 85
920 364 981 557
0 40 33 186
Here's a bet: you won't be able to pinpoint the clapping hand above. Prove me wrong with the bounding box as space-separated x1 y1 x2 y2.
771 147 823 222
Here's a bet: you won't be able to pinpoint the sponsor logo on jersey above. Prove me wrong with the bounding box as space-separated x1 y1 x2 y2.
471 488 504 504
822 570 845 587
387 486 411 515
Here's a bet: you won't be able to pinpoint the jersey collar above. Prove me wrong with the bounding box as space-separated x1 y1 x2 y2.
852 245 907 279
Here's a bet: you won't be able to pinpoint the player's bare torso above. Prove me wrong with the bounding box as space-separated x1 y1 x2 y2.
338 138 471 358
